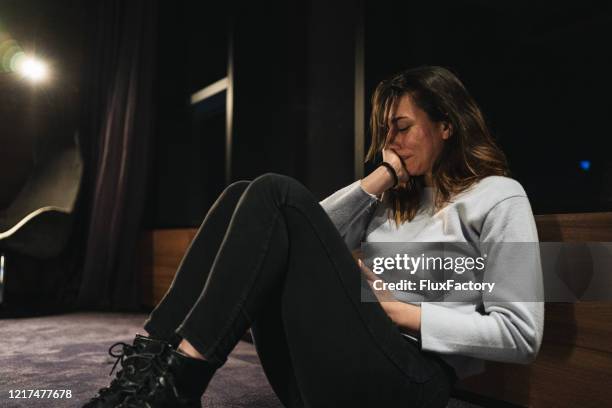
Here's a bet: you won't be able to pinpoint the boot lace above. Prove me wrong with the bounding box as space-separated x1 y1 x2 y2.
87 341 163 403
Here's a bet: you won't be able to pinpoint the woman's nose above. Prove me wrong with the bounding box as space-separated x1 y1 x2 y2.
387 135 400 150
385 130 398 149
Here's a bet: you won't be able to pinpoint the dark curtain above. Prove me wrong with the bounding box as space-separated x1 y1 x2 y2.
75 0 157 310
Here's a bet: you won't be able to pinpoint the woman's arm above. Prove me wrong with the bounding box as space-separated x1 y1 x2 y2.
384 302 422 337
360 165 395 197
319 148 407 250
319 163 397 251
361 147 410 196
419 196 544 364
318 179 379 251
357 257 422 337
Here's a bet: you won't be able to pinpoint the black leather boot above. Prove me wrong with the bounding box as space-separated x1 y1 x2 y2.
117 349 218 408
82 334 173 408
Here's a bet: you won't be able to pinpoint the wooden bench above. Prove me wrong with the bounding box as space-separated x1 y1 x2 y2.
140 212 612 407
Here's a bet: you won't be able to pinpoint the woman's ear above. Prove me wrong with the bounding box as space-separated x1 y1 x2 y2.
441 122 453 140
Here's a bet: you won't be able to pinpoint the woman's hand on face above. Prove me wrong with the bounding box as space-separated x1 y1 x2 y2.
382 147 410 188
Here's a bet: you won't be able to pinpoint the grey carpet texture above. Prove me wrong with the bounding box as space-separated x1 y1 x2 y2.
0 312 482 408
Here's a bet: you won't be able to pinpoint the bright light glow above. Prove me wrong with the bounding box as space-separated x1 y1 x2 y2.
15 55 49 83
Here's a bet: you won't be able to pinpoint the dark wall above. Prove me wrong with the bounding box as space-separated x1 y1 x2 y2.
303 1 359 199
145 2 229 227
147 0 360 227
229 1 304 182
230 1 359 198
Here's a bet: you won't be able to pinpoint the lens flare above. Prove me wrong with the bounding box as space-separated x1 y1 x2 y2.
0 39 20 72
9 50 24 71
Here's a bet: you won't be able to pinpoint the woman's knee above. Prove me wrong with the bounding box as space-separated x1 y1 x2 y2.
252 172 295 187
250 173 309 200
226 179 251 191
221 179 251 199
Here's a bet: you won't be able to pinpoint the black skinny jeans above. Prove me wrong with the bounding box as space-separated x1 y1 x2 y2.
143 173 455 408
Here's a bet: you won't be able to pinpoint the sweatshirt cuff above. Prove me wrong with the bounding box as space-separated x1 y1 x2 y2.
358 181 382 201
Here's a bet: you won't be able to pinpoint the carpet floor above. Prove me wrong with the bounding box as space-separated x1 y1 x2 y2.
0 312 482 408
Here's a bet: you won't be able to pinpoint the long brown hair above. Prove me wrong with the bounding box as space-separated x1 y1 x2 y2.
365 66 509 226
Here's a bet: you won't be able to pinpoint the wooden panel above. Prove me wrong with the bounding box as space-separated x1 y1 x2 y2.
544 302 612 354
533 213 612 354
535 212 612 242
140 228 198 307
458 343 612 408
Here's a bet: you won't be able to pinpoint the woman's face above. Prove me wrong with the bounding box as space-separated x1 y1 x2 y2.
385 93 450 176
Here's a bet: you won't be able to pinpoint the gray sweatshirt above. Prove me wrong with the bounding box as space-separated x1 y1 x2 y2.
319 175 544 379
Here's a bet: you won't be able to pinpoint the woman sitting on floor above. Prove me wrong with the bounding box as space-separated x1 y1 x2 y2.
83 65 543 408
